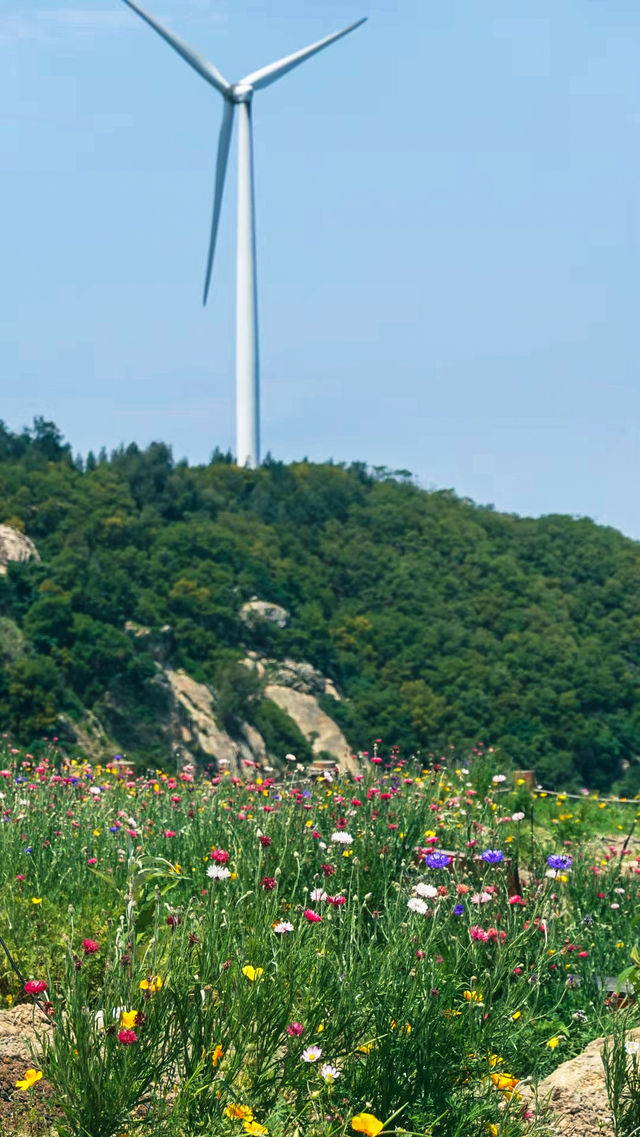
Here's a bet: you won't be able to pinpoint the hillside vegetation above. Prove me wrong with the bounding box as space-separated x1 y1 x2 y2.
0 418 639 790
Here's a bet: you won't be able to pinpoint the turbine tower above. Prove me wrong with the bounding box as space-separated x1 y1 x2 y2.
120 0 366 468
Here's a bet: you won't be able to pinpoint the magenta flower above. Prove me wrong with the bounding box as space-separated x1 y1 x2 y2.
24 980 47 995
303 909 322 923
117 1028 138 1044
82 939 99 955
287 1022 304 1036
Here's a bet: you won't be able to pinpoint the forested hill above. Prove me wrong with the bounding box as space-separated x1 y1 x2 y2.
0 418 639 791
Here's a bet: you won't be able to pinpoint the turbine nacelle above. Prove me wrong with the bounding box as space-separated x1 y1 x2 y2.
228 84 254 105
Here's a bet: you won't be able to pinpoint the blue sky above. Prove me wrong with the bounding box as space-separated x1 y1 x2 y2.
2 0 639 537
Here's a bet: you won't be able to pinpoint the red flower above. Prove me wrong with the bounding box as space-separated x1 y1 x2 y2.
287 1022 304 1036
117 1029 138 1044
24 980 47 995
327 895 346 906
261 876 277 891
82 939 99 955
321 864 336 877
259 835 272 847
210 849 229 864
303 909 322 923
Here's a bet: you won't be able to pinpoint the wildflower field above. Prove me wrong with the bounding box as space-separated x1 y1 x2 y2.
2 745 640 1137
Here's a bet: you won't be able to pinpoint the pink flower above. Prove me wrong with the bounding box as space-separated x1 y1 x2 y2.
327 895 346 906
210 849 229 864
24 980 47 995
287 1022 304 1036
117 1029 138 1044
164 830 176 838
82 939 99 955
87 857 98 866
303 909 322 923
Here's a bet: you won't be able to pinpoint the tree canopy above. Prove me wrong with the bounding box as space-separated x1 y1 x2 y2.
0 419 639 790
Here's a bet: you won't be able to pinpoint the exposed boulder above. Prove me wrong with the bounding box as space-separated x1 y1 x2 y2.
0 525 40 575
165 669 266 777
526 1029 640 1136
240 599 289 629
264 684 355 772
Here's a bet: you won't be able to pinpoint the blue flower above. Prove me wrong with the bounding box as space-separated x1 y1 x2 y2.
23 846 33 854
547 854 572 871
481 849 504 864
424 852 451 869
453 903 464 916
109 826 120 833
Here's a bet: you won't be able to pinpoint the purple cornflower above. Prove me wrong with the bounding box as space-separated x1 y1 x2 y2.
547 854 572 871
453 903 464 916
424 852 451 869
481 849 504 864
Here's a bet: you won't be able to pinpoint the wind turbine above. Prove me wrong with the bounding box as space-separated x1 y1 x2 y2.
119 0 366 468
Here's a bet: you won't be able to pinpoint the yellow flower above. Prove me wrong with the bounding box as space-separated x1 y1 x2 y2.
617 942 625 949
491 1072 520 1096
511 1011 521 1021
225 1104 253 1120
5 994 13 1005
351 1113 384 1136
463 990 484 1004
357 1042 373 1054
342 849 353 857
546 1037 561 1049
121 1010 138 1029
242 966 264 982
139 976 163 993
31 898 42 905
244 1123 268 1136
16 1069 42 1091
212 1044 224 1066
487 1126 499 1136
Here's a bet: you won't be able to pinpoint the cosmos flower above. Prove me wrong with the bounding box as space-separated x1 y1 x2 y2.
301 1045 322 1062
320 1063 340 1082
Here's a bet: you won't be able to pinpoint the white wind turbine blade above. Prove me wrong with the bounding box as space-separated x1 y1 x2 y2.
121 0 230 95
203 99 235 306
239 18 367 91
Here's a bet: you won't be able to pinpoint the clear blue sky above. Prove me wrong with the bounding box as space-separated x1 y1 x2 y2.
2 1 639 537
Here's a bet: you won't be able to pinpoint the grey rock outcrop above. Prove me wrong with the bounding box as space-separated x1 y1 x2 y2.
240 599 289 629
264 684 355 772
165 669 266 777
0 525 40 575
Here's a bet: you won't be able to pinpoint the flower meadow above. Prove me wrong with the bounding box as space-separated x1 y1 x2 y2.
2 745 640 1137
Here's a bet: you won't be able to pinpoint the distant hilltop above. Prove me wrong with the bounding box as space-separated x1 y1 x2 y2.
0 417 639 792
